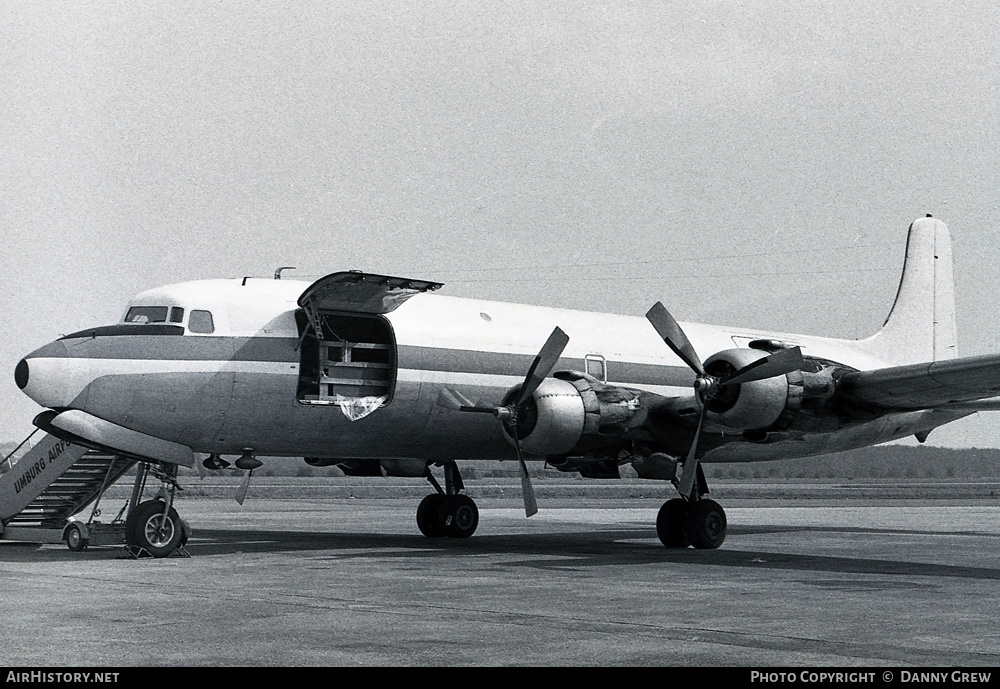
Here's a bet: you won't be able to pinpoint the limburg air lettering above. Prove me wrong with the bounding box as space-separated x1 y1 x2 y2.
48 440 67 461
13 458 47 495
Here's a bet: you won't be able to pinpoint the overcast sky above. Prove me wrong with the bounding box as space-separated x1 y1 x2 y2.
2 1 998 447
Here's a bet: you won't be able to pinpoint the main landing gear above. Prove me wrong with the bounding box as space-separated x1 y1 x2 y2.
656 464 727 550
656 497 727 549
417 462 479 539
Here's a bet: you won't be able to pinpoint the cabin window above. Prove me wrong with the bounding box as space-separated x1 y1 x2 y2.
188 310 215 334
585 354 607 382
125 306 169 323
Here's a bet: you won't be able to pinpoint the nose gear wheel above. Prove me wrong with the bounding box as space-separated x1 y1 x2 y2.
125 499 183 558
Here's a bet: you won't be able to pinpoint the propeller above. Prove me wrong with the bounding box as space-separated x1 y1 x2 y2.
236 470 252 505
437 326 570 517
645 302 803 498
234 450 262 505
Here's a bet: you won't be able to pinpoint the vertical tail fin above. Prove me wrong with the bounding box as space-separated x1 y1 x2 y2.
860 216 957 365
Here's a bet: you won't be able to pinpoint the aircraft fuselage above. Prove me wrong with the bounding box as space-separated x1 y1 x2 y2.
16 277 959 466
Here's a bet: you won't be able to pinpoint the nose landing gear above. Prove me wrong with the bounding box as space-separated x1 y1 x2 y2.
123 463 190 558
126 499 183 557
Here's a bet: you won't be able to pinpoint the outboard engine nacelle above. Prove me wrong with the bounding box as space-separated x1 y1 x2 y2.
701 348 789 429
701 348 853 434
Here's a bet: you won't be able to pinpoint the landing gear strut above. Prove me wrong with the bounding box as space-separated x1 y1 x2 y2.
417 462 479 539
656 463 727 549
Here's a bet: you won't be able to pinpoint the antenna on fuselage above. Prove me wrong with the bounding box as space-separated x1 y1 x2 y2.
274 266 296 280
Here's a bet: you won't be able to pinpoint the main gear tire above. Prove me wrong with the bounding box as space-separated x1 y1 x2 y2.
438 494 479 539
656 498 690 548
417 493 446 537
683 499 727 550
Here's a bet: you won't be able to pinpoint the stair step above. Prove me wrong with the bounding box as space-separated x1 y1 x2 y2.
6 451 137 525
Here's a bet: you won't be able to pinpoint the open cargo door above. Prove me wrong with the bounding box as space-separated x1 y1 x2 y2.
297 271 443 319
296 272 443 414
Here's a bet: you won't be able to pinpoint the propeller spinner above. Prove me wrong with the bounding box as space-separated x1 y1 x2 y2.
437 326 570 516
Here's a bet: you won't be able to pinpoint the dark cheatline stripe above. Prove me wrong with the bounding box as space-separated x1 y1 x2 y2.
36 333 695 387
397 345 694 387
34 335 294 362
232 337 299 362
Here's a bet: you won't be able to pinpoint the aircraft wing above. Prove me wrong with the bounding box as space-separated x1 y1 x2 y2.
837 353 1000 411
298 271 443 315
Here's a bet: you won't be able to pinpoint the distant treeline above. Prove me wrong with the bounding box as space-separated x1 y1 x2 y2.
702 445 1000 480
3 442 999 479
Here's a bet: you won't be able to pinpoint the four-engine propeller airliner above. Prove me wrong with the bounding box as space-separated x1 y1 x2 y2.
12 215 1000 556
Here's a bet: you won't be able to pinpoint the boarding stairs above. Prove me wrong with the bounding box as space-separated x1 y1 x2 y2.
0 431 136 547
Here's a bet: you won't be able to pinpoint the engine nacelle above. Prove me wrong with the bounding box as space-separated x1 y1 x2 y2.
702 348 848 433
702 348 789 429
500 374 647 457
501 378 586 456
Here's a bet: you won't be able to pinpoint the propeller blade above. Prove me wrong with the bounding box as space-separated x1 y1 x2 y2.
235 470 253 505
512 431 538 517
645 302 705 376
436 387 475 411
437 388 506 415
439 327 566 518
515 327 570 407
676 405 707 499
721 346 804 386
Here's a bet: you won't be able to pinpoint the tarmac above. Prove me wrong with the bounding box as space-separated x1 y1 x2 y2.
2 491 999 667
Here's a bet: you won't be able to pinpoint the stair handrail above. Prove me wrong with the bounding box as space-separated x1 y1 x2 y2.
1 429 40 472
86 454 126 525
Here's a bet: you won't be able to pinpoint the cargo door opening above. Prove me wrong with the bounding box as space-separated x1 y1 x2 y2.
296 310 396 409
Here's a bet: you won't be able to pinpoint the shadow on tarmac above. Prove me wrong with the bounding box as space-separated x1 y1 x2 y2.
6 521 997 582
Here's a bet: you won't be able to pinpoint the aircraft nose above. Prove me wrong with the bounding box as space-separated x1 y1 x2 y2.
16 340 83 409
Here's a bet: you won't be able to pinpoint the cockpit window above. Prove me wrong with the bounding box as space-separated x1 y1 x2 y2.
169 307 185 323
125 306 169 323
188 310 215 334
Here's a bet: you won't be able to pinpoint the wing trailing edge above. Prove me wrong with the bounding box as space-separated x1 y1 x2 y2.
838 353 1000 411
